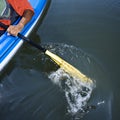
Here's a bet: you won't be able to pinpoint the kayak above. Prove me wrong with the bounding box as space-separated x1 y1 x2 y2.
0 0 48 72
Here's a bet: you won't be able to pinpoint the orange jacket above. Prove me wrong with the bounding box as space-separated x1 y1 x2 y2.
0 0 34 30
7 0 34 16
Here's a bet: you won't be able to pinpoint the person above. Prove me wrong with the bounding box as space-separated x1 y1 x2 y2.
0 0 34 36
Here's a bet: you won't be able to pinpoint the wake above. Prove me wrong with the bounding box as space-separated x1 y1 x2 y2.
48 68 95 115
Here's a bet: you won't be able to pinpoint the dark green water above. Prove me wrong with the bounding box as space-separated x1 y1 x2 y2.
0 0 120 120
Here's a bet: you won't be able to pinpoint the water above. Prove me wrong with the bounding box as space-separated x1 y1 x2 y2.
0 0 120 120
47 44 95 115
49 68 93 114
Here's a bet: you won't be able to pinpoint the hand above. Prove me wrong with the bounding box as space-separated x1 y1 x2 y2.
7 23 24 36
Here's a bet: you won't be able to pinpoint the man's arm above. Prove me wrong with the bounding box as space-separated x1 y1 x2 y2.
7 10 34 36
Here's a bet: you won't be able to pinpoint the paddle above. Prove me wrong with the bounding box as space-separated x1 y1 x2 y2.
0 22 93 84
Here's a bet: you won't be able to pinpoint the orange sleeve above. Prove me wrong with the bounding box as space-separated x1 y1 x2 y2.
7 0 34 16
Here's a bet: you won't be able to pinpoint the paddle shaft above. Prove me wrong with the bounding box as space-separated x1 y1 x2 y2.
0 22 46 53
18 33 46 53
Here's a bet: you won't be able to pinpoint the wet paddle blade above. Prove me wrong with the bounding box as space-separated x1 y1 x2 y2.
45 50 93 83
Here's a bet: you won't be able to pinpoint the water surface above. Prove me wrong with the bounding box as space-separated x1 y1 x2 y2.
0 0 120 120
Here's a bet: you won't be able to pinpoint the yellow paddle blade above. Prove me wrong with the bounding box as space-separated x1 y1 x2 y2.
45 50 93 83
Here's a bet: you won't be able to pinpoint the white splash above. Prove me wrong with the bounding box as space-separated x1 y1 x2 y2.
48 68 94 115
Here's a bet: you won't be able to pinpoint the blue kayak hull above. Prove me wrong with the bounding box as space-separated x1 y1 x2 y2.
0 0 48 72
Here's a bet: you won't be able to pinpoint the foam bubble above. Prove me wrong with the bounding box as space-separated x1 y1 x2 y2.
48 68 94 115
